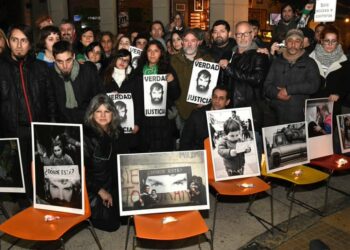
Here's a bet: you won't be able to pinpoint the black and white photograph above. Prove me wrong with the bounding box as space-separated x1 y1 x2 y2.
337 114 350 153
186 60 219 105
118 150 209 216
206 107 260 181
143 74 167 117
32 122 84 215
107 92 135 133
262 122 309 173
0 138 25 193
305 98 334 159
129 46 142 69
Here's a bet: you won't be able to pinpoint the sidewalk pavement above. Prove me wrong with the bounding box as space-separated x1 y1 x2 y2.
0 170 349 250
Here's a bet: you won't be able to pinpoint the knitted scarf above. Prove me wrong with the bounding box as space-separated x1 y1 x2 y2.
54 60 79 108
112 66 132 88
314 43 344 68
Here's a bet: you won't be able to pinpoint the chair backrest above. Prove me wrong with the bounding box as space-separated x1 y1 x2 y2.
204 137 215 181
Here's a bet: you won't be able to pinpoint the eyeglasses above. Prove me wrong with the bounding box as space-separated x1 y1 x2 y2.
322 39 338 45
235 31 252 39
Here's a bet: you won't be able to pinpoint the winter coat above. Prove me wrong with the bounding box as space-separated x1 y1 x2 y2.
264 52 320 124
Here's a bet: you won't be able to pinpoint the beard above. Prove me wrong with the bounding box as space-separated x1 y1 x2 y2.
213 37 228 47
151 97 162 104
197 84 209 92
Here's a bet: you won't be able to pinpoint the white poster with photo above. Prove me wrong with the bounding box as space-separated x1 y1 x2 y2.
32 122 84 215
206 107 260 181
118 150 209 216
262 122 309 173
186 60 219 105
129 46 142 69
337 114 350 154
0 138 26 193
107 92 134 134
305 98 334 159
143 74 167 117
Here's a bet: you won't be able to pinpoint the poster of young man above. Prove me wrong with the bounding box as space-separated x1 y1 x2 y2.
32 122 84 215
143 74 167 117
337 114 350 153
305 98 334 159
129 46 142 69
107 92 134 133
186 60 220 105
206 107 260 181
118 150 209 216
262 122 309 173
0 138 26 193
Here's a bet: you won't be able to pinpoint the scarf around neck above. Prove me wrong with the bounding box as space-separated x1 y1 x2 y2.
54 60 79 108
143 64 158 75
112 66 131 88
314 43 344 67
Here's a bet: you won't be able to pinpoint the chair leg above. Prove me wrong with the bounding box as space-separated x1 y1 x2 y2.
132 235 137 250
125 216 133 250
60 238 65 250
286 184 296 232
7 238 20 250
212 193 219 241
86 219 103 250
323 177 330 216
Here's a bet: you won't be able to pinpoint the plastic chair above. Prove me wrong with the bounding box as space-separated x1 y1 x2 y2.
125 210 213 250
204 138 275 239
309 154 350 196
261 155 330 232
0 178 103 249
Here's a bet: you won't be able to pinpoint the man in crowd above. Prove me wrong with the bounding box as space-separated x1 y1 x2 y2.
209 20 236 63
59 19 76 44
171 29 213 130
180 86 230 150
0 24 56 204
264 29 320 124
272 3 298 43
149 20 166 49
50 40 104 123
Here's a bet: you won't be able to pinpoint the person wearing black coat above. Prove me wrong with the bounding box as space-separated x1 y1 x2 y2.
133 40 181 152
0 25 57 203
49 40 104 124
84 94 127 231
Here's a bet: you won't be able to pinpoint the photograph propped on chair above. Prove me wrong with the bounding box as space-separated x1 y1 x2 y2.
0 138 26 193
32 122 84 215
118 150 209 216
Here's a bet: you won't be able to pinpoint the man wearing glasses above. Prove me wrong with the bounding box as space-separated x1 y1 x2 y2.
264 29 320 125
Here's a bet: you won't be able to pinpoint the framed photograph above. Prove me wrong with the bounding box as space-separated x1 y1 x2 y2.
194 0 203 11
0 138 25 193
32 122 84 215
337 114 350 153
305 98 334 159
175 3 185 12
262 122 309 173
118 150 209 216
206 107 260 181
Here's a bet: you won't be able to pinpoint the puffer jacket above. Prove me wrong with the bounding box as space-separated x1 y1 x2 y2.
0 54 56 137
264 52 320 124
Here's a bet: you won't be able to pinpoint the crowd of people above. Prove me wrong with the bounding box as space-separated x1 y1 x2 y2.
0 2 350 232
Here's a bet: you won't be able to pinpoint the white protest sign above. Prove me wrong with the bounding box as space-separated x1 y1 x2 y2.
129 46 142 69
186 60 219 105
143 74 167 117
108 92 135 133
314 0 337 22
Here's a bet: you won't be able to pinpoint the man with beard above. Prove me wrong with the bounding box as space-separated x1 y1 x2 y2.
0 24 56 206
171 29 213 130
115 101 127 122
264 29 319 124
208 20 236 63
45 178 81 208
50 40 104 123
196 70 211 93
150 82 164 105
59 19 76 44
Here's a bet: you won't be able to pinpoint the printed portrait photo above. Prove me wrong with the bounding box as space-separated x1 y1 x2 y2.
337 114 350 153
143 74 168 117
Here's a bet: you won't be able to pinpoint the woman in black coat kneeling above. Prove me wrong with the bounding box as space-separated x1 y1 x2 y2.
84 94 127 231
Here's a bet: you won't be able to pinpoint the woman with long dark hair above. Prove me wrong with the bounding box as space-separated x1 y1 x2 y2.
36 25 60 67
84 94 127 231
133 40 180 152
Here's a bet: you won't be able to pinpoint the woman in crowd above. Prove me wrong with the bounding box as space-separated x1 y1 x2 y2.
133 33 149 50
103 49 141 151
170 30 183 54
36 25 60 67
84 42 103 74
84 94 127 231
166 12 186 35
116 35 131 51
310 25 350 117
99 31 114 59
76 27 95 63
133 40 180 152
